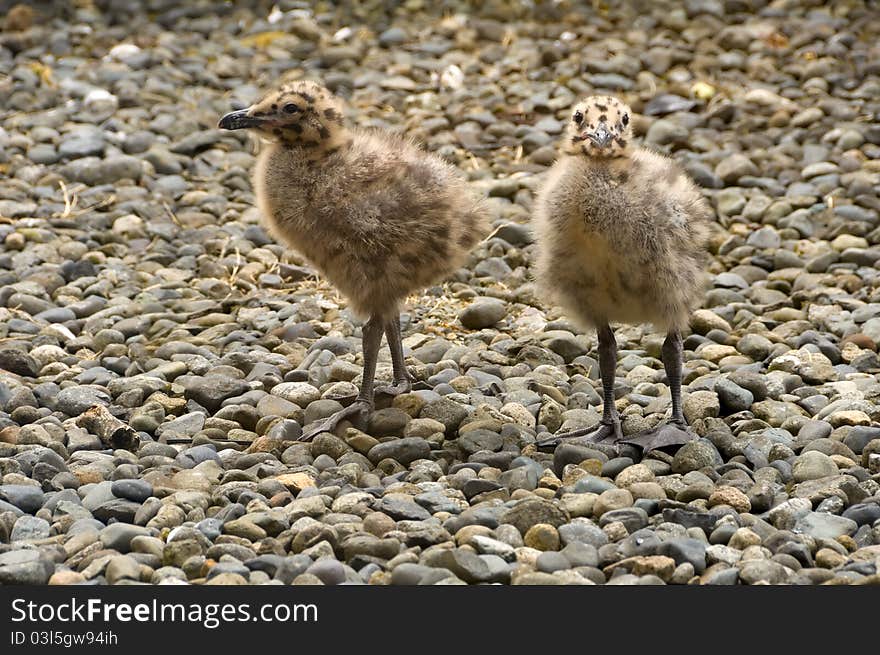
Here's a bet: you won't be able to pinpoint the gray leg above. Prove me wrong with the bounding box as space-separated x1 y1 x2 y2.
537 323 623 448
664 331 687 425
621 330 695 452
376 314 414 397
300 315 383 441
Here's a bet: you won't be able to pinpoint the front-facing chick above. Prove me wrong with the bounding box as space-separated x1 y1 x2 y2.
219 81 489 440
533 95 712 452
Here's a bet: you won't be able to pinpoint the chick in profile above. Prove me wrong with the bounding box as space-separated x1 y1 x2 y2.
533 95 712 452
219 81 489 440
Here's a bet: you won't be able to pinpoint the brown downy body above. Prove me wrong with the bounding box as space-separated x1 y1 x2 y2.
225 80 489 320
534 95 712 332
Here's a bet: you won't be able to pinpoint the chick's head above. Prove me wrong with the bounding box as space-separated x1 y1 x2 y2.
562 95 633 158
219 80 347 151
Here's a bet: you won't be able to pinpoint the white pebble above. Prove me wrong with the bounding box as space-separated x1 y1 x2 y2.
107 43 141 62
439 64 464 90
84 88 118 115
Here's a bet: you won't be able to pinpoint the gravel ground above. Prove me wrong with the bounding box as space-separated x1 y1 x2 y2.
1 0 879 586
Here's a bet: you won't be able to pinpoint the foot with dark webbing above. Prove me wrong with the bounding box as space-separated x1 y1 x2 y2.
536 323 625 450
536 417 622 450
620 418 695 451
300 315 384 441
300 399 373 441
619 330 696 453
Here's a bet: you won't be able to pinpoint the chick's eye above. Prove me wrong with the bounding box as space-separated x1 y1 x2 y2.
573 111 583 124
283 103 300 114
622 113 629 126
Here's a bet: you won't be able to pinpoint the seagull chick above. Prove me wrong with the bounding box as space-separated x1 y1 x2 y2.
219 80 489 440
533 95 712 452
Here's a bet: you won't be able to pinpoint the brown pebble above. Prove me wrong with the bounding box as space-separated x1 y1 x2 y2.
363 511 395 537
841 333 876 352
269 491 294 507
4 4 34 32
0 426 19 444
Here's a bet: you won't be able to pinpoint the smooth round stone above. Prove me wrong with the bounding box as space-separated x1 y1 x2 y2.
715 378 754 412
55 386 111 415
572 476 616 495
536 551 571 573
602 457 634 478
792 451 838 482
28 144 59 164
459 299 507 329
594 489 634 516
99 524 152 553
303 399 344 424
111 479 153 503
524 523 560 551
378 27 408 47
267 419 303 441
599 507 648 532
0 475 42 504
458 429 503 454
672 440 722 473
11 515 51 541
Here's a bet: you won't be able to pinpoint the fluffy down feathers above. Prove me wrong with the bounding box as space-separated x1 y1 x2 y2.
255 129 488 319
534 146 712 332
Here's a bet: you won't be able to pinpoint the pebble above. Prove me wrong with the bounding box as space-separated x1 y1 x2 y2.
524 523 561 551
792 451 839 482
459 298 507 329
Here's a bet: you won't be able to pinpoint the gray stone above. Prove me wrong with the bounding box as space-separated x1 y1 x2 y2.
501 498 570 535
376 496 432 521
793 512 858 540
179 376 250 412
458 429 503 454
430 548 493 584
715 377 754 412
459 299 507 329
368 438 430 465
156 412 205 439
738 560 789 585
671 440 722 473
11 515 51 541
0 349 39 377
793 451 838 482
0 551 54 585
557 520 609 548
716 153 758 183
0 485 45 513
657 538 707 574
56 386 111 415
420 398 469 432
536 551 571 573
111 479 153 503
844 427 880 455
306 558 345 585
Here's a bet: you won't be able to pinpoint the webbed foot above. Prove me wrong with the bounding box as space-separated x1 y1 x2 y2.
374 379 413 399
619 420 695 453
536 419 624 450
300 399 373 441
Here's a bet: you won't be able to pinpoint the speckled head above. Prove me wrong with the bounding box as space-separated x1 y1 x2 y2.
218 80 348 152
562 95 633 158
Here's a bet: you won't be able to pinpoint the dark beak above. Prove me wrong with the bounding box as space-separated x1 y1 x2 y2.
218 109 262 130
587 125 613 148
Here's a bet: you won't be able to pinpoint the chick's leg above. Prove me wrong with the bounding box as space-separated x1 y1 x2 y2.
537 323 623 448
300 315 383 441
621 330 696 452
375 314 414 398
